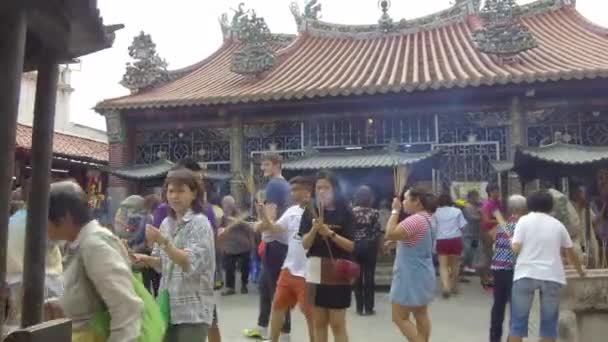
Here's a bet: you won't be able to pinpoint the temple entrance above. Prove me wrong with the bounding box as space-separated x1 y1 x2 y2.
432 141 501 194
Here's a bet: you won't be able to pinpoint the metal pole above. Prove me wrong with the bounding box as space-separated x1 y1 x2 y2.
21 55 59 328
0 10 27 330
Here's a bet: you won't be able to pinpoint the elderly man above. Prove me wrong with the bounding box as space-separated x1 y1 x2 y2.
48 181 143 341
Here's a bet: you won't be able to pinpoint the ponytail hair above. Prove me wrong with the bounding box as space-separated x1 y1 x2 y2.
407 188 438 214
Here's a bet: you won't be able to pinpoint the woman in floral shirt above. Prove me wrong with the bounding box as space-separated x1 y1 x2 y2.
488 195 526 342
134 169 216 342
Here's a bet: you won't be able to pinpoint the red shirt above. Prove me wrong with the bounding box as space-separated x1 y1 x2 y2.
480 199 504 232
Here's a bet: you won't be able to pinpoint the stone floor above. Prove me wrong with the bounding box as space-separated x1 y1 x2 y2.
214 278 540 342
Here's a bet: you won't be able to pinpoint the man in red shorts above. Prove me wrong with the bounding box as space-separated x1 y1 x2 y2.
256 176 314 342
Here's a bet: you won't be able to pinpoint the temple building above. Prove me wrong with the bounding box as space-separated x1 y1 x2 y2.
96 0 608 211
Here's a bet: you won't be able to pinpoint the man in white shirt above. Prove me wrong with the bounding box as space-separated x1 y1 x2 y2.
256 176 314 342
508 191 585 342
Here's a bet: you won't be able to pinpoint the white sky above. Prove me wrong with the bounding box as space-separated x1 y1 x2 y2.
70 0 608 130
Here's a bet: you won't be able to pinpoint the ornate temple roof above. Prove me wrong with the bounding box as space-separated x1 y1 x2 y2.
97 0 608 111
16 124 108 163
107 159 232 180
283 149 438 170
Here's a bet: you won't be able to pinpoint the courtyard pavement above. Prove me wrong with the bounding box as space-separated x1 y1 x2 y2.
214 278 540 342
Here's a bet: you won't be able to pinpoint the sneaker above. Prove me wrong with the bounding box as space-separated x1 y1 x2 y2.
279 334 291 342
442 290 451 299
221 288 236 296
365 309 376 316
241 285 248 294
463 266 476 274
243 326 268 339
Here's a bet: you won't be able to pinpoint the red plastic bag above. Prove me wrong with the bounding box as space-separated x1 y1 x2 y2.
258 241 266 258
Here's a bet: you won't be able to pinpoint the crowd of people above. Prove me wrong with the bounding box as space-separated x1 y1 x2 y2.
3 153 602 342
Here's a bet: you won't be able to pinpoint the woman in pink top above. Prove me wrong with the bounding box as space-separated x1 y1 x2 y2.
479 184 504 288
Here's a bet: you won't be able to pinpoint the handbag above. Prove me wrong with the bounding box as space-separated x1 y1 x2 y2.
323 237 360 283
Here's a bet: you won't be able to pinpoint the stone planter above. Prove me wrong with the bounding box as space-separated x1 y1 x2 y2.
558 269 608 342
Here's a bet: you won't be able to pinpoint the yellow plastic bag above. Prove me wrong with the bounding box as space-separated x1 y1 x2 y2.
72 329 105 342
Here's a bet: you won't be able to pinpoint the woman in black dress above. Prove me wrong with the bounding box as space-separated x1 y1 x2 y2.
300 171 355 342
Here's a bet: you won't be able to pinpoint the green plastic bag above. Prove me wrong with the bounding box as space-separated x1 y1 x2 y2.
156 289 171 326
90 274 166 342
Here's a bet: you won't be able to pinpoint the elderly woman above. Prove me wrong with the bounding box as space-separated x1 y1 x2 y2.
47 181 143 342
488 195 526 342
218 195 254 296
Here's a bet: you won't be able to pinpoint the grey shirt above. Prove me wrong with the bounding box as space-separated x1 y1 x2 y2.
462 204 481 239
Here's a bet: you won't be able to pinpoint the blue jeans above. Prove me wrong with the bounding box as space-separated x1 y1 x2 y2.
510 277 563 339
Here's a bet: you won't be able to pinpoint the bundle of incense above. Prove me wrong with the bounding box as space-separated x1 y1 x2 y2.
393 165 406 196
306 199 324 223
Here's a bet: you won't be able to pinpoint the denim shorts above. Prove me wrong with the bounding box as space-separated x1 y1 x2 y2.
510 277 563 339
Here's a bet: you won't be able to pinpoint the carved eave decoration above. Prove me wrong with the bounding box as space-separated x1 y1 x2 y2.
227 5 276 76
120 31 170 93
299 0 476 39
472 0 538 64
519 0 575 16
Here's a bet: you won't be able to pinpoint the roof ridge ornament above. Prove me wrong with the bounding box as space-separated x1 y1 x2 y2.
472 0 538 64
120 31 169 93
230 5 276 76
378 0 395 33
304 0 322 20
290 1 322 29
450 0 482 14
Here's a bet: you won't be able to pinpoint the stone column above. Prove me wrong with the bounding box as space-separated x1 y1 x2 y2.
508 96 524 195
0 9 27 328
104 110 131 220
230 115 246 207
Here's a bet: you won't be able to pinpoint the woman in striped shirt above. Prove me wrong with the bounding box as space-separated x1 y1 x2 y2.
385 188 438 342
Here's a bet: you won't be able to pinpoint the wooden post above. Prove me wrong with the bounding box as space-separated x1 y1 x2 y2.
21 56 59 328
0 9 27 330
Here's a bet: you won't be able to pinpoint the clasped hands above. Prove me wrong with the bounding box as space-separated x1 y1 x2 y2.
312 218 333 237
